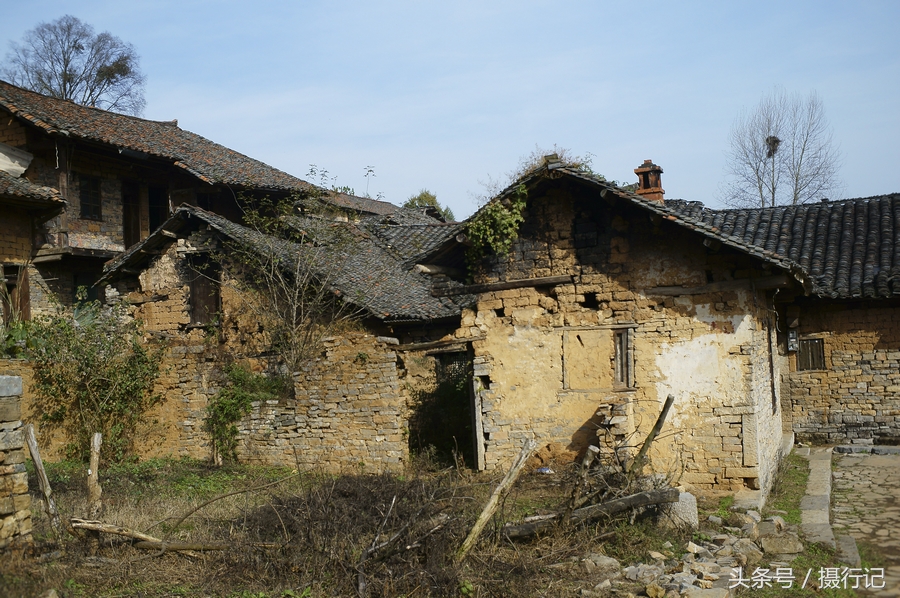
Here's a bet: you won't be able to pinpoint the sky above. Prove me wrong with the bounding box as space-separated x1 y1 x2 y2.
1 1 898 219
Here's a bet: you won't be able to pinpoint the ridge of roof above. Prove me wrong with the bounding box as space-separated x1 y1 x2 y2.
0 79 312 193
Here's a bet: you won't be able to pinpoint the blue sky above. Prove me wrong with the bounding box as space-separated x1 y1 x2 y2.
2 1 898 219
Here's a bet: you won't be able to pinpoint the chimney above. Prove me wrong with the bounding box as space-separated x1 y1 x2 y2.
634 159 664 202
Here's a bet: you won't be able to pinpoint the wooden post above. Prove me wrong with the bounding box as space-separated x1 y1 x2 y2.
455 438 536 563
87 433 103 519
629 394 675 475
24 424 61 538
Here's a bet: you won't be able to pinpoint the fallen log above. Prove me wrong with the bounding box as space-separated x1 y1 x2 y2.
502 487 680 539
133 541 228 551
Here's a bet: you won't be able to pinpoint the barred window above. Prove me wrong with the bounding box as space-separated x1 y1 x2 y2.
80 175 102 220
797 338 825 371
614 329 632 388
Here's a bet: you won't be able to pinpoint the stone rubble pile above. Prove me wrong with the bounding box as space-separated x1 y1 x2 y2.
578 510 805 597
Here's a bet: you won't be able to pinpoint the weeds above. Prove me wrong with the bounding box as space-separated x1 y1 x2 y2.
765 453 808 525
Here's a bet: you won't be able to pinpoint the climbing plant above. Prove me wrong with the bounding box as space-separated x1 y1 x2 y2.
205 364 290 464
28 297 164 462
465 184 528 272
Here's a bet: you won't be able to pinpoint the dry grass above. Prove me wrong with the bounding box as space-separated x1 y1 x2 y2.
1 456 691 597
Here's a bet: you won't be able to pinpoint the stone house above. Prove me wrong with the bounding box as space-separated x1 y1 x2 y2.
667 194 900 446
0 79 401 313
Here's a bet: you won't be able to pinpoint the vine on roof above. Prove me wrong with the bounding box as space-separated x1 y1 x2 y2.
465 184 528 272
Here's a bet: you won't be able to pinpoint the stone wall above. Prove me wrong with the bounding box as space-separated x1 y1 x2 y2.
237 334 409 471
461 181 787 493
787 300 900 444
0 375 31 550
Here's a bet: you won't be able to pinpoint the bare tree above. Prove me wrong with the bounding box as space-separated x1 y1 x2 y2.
2 15 146 115
724 89 841 208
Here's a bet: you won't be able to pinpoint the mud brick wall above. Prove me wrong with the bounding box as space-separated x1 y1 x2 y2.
463 181 786 494
0 208 32 263
0 375 32 550
788 301 900 444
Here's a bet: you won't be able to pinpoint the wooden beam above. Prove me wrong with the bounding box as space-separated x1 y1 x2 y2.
645 274 793 296
433 275 572 297
160 230 177 238
395 337 483 352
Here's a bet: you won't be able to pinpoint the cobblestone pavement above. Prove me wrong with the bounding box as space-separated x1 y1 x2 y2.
832 452 900 596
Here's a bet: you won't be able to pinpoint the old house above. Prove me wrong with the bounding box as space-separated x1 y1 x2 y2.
0 79 402 313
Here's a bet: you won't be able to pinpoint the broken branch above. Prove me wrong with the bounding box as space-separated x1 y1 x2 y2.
628 394 675 475
455 438 536 563
502 487 680 539
24 424 61 538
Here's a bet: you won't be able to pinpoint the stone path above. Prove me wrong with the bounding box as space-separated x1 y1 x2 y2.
832 450 900 596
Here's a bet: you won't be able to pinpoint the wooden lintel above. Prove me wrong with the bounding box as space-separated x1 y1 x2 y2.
160 230 177 238
396 337 483 352
433 275 572 297
121 267 141 275
128 293 168 305
139 249 162 256
646 274 793 296
32 254 64 263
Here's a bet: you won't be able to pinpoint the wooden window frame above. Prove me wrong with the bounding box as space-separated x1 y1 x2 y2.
79 174 102 220
613 328 633 388
188 256 221 326
797 338 826 371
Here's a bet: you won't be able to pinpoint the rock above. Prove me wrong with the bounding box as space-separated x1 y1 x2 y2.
707 515 723 526
662 541 673 549
686 541 704 553
664 572 698 593
710 534 732 546
746 510 761 522
660 492 699 529
592 579 611 591
691 562 722 577
756 521 779 537
646 583 666 598
38 591 59 598
624 563 664 584
760 533 803 555
583 553 620 577
732 538 764 566
768 515 786 531
715 545 733 557
741 522 758 540
648 550 667 561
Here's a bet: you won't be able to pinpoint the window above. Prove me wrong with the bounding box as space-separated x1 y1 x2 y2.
797 338 825 371
80 175 102 220
614 329 632 387
188 257 220 326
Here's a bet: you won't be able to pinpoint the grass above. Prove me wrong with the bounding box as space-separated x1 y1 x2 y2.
764 453 809 525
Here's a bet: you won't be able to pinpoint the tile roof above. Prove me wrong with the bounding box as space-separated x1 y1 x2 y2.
0 170 66 208
0 80 312 193
665 195 900 299
102 205 467 323
362 221 464 266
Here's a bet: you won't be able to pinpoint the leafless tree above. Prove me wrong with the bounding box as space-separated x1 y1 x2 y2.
724 89 841 208
2 15 146 115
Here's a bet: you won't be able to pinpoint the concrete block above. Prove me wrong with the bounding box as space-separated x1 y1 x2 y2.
660 492 698 530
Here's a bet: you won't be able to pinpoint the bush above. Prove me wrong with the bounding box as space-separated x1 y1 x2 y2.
28 298 164 462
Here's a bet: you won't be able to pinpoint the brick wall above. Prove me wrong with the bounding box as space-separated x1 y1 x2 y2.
0 208 32 263
0 375 32 550
788 300 900 444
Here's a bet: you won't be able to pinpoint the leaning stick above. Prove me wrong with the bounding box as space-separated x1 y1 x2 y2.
455 438 536 563
628 394 675 475
24 424 61 538
87 433 103 519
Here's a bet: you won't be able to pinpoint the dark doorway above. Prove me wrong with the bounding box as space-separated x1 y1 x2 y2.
122 181 140 248
148 186 168 233
408 350 474 467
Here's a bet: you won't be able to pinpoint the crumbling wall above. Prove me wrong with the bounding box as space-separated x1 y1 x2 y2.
0 375 31 550
464 182 786 492
237 334 408 471
788 300 900 444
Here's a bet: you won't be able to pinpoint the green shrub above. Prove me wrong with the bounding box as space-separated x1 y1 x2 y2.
205 365 289 464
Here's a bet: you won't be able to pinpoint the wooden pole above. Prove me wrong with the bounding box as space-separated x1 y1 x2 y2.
628 394 675 475
24 424 61 538
87 432 103 519
455 438 536 563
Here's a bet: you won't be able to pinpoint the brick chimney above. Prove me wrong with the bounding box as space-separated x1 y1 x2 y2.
634 159 664 202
